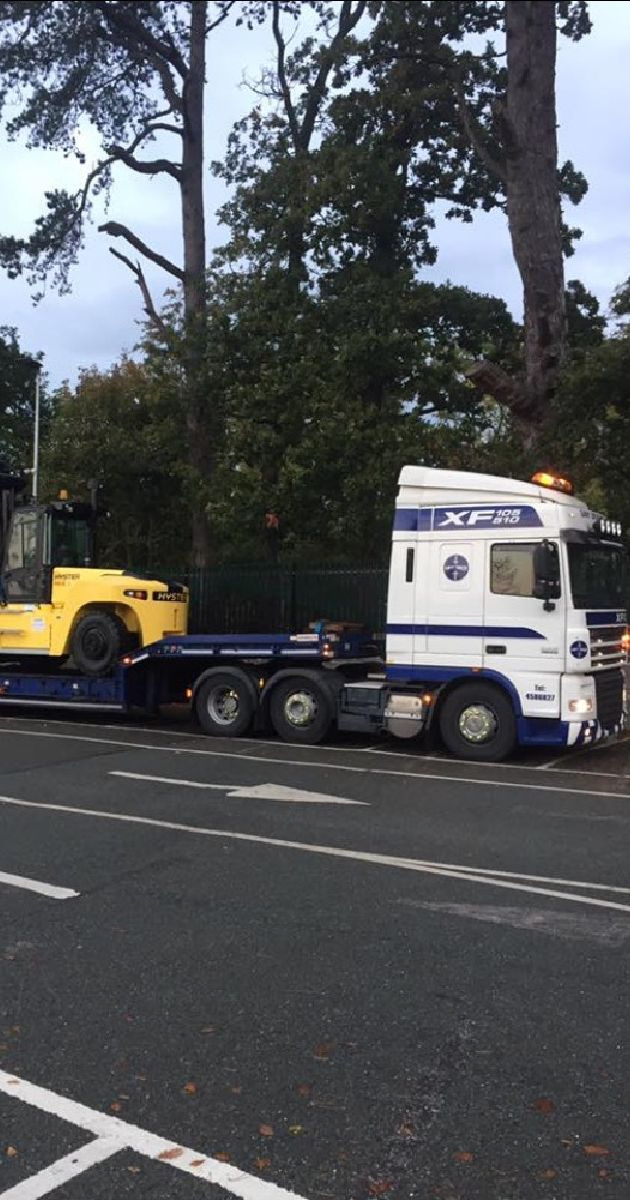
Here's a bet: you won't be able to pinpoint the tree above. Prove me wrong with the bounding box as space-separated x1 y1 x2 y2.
42 359 188 568
0 0 233 563
0 327 47 476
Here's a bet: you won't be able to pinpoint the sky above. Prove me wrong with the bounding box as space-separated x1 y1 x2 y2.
0 0 629 389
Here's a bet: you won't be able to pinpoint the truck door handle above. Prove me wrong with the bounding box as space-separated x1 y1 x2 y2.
485 644 506 654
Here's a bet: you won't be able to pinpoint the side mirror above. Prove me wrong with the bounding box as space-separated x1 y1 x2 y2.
533 540 561 610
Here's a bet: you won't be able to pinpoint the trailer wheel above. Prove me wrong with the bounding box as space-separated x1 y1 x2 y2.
195 672 256 738
70 610 127 676
438 681 516 762
269 675 333 744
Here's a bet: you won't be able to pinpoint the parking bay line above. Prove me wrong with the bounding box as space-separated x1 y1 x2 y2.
2 726 630 802
1 1135 122 1200
110 771 367 805
0 1070 306 1200
0 870 78 900
2 793 630 914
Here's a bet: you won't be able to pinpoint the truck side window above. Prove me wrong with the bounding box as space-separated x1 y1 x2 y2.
405 547 414 582
6 513 38 571
491 543 540 597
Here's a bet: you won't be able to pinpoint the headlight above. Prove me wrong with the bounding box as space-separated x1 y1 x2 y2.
569 697 593 714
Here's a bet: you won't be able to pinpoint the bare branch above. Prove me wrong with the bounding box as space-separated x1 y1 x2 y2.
457 84 507 184
467 359 521 408
106 144 182 180
300 0 367 149
271 0 300 149
206 2 236 35
109 247 169 337
98 222 184 280
147 122 183 137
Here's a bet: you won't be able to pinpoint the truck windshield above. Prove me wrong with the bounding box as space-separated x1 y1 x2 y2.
567 542 626 610
51 516 92 567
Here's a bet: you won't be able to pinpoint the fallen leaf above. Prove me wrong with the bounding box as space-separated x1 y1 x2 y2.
398 1122 415 1137
127 1166 141 1175
289 1125 304 1136
214 1152 231 1163
297 1083 311 1098
158 1147 183 1161
314 1043 333 1060
598 1169 611 1179
255 1157 271 1170
109 1101 123 1113
183 1082 198 1095
534 1098 555 1115
0 1045 8 1053
118 1093 130 1101
452 1151 474 1163
10 1026 20 1034
368 1181 394 1196
561 1138 574 1149
259 1124 274 1138
538 1169 557 1180
201 1026 215 1034
230 1085 243 1095
583 1145 610 1158
190 1159 205 1168
5 1146 18 1158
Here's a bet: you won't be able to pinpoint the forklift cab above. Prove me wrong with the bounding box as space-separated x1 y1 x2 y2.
2 502 95 605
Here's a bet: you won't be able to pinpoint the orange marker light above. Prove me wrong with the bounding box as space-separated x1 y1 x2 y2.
531 471 574 496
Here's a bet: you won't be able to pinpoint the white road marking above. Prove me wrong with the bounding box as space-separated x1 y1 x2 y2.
0 871 78 901
0 1069 306 1200
2 792 630 915
2 725 630 801
397 900 630 946
0 1136 121 1199
111 771 367 805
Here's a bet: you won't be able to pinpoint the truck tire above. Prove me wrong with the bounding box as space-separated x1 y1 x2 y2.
438 681 516 762
195 672 256 737
269 674 334 744
70 610 126 677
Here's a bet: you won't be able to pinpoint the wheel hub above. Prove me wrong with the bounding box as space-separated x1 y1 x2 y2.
458 703 497 744
284 690 317 728
207 687 240 725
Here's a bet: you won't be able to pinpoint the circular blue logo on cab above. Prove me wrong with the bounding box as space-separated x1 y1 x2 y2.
570 639 588 659
443 554 469 582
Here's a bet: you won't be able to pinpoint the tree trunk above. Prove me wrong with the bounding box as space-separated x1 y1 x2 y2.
504 0 566 427
182 0 210 566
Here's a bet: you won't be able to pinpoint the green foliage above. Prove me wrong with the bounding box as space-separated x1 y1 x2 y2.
0 327 48 471
41 359 187 567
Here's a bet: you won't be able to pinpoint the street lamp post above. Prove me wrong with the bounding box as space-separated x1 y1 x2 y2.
32 367 41 501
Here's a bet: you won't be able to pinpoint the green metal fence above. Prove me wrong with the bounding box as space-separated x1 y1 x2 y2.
161 564 389 635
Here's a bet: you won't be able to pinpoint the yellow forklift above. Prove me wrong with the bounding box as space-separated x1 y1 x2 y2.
0 472 188 675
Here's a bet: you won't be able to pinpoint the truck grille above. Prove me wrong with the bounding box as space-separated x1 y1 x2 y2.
593 669 624 729
590 625 624 670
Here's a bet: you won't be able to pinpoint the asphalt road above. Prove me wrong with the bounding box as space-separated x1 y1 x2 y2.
1 713 630 1200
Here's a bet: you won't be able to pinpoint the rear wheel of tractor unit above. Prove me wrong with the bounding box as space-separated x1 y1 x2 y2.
438 681 516 762
70 610 127 677
269 674 335 744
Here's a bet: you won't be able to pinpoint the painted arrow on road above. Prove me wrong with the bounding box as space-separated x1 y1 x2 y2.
111 771 368 805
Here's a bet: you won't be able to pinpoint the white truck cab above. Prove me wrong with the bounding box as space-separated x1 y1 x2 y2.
382 465 627 759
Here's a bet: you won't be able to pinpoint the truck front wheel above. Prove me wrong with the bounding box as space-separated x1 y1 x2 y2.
438 682 516 762
269 675 334 744
70 610 127 677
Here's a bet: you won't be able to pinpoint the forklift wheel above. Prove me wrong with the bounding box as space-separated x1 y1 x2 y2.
70 610 127 676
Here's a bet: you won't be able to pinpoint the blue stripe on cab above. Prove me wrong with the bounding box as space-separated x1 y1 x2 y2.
386 623 546 640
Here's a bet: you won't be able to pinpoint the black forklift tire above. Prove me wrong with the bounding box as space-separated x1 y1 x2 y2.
438 681 516 762
70 610 127 677
269 674 334 744
195 672 256 737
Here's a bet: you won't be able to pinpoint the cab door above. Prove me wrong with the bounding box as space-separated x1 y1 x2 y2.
483 539 564 683
0 510 52 653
